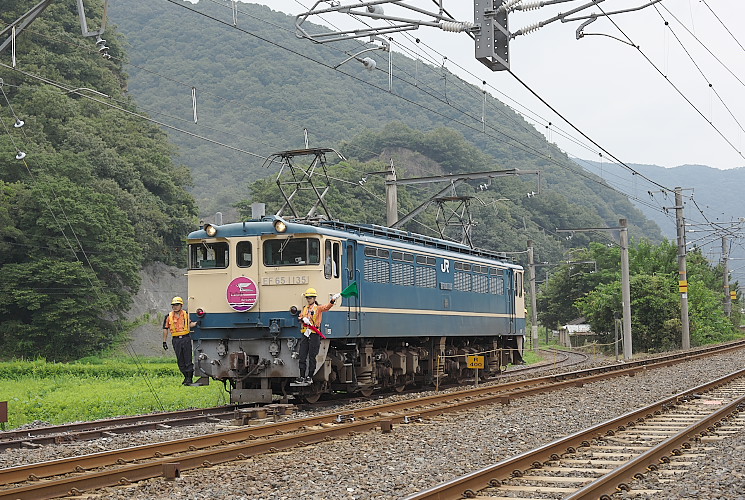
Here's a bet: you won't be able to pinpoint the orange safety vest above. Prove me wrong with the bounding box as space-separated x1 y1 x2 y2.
300 301 334 336
166 310 190 337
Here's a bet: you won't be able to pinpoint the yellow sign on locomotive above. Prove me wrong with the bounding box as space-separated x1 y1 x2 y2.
466 355 485 369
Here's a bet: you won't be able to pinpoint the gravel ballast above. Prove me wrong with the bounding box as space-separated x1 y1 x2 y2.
3 350 744 499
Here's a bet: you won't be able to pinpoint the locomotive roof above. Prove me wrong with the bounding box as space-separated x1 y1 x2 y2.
188 217 522 268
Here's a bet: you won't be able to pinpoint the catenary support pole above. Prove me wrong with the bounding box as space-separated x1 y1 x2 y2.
675 187 691 349
619 218 632 360
723 235 731 317
527 240 538 352
385 160 397 227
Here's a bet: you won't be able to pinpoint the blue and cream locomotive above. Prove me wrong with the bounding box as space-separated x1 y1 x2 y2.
187 215 526 403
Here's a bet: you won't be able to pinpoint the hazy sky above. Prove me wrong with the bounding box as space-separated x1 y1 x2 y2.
240 0 745 170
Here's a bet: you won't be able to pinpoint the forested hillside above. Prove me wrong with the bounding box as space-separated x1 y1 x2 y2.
0 1 198 360
107 0 662 248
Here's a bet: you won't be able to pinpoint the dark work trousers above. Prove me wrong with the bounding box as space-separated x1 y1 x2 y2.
298 333 321 378
172 334 194 375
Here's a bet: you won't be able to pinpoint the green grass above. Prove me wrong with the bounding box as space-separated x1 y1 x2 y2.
0 358 229 430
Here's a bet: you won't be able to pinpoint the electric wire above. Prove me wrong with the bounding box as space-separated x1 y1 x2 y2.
162 0 675 221
6 2 685 247
700 0 745 55
659 4 745 90
589 1 744 162
653 5 745 136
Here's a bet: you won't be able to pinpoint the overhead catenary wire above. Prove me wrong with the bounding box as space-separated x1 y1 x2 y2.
653 5 745 136
700 0 745 55
588 1 745 162
19 0 674 227
2 0 684 249
161 0 676 220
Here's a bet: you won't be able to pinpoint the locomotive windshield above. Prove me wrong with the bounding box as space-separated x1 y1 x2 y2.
263 237 320 266
189 241 229 269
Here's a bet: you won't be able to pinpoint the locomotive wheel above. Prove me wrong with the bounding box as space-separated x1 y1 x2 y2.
358 388 375 397
394 384 406 393
303 392 322 403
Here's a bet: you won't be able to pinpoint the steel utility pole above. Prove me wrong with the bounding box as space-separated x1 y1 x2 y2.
385 160 397 227
723 235 731 317
674 187 691 349
527 240 538 353
619 219 632 360
557 219 632 360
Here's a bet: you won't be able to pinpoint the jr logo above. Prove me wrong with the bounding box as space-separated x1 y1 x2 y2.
441 259 450 273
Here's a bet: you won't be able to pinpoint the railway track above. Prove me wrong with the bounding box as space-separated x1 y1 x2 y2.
1 340 743 499
405 368 745 500
0 405 250 451
0 347 587 448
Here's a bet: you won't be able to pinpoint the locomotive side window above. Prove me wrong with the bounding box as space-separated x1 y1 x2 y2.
416 255 436 266
324 240 340 279
346 244 355 280
236 241 253 268
263 238 320 266
190 241 229 269
392 251 414 262
365 247 390 259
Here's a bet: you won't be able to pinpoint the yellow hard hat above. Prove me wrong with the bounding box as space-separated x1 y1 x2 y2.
304 288 317 297
171 296 184 305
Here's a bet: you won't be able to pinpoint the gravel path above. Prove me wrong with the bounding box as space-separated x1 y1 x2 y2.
3 350 745 499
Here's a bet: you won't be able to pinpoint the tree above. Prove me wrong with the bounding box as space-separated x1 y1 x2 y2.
0 3 198 360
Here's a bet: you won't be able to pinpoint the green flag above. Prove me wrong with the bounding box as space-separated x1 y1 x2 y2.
340 281 358 298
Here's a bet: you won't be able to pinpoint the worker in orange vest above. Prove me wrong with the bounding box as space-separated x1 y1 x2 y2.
295 288 340 385
162 296 198 385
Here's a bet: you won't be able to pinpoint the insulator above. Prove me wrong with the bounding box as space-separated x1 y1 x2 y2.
515 22 542 36
438 21 475 32
497 0 523 14
515 1 543 11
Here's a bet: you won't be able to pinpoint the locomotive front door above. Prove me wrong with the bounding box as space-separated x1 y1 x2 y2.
344 241 361 336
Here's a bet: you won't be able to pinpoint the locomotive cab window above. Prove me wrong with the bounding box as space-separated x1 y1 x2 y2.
190 241 229 269
263 238 320 266
324 240 340 279
236 241 253 268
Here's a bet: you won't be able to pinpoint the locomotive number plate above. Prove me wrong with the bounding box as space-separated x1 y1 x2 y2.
261 276 309 285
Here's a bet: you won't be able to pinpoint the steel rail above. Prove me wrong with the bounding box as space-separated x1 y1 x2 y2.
566 394 745 499
0 404 244 444
0 410 237 451
404 367 745 499
1 340 743 498
0 356 672 485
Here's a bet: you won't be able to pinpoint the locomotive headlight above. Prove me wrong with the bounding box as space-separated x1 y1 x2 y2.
204 223 217 237
273 219 287 233
290 305 298 315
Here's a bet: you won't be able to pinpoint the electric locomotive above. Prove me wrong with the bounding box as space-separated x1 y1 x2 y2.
186 215 526 403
